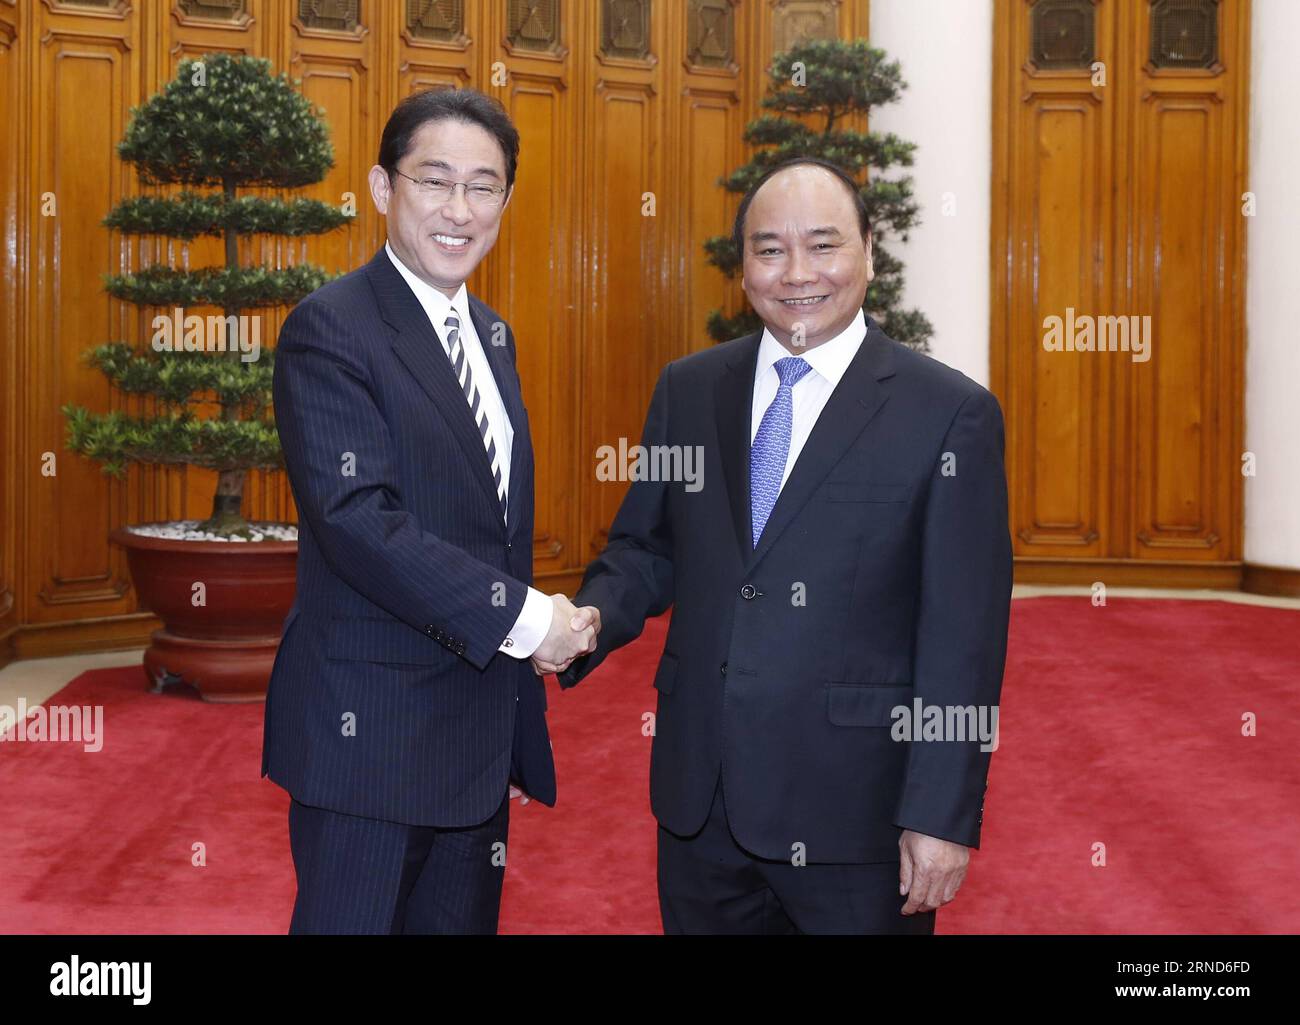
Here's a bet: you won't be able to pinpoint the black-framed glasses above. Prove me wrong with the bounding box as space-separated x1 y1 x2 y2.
391 168 507 207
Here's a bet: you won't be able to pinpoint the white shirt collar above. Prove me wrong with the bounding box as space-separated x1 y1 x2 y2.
756 308 866 388
384 241 471 334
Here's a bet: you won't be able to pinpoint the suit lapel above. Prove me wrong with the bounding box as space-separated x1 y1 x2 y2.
469 295 530 542
744 319 897 570
715 333 762 567
365 248 504 518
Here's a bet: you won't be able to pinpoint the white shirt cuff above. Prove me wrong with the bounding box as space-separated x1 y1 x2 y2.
498 586 551 659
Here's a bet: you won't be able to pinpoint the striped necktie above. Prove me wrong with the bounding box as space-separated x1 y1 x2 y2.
443 310 508 521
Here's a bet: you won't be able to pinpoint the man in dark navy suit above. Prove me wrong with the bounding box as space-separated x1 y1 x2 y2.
263 89 599 934
550 159 1014 934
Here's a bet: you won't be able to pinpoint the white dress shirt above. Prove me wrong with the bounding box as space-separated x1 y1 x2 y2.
385 242 551 660
750 308 867 492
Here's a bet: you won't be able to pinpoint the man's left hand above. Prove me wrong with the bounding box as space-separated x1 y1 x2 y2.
899 829 970 915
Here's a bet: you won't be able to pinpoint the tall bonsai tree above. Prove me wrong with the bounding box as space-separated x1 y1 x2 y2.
704 39 933 351
63 53 351 537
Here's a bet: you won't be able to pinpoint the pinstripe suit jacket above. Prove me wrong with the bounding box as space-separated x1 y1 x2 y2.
261 246 555 827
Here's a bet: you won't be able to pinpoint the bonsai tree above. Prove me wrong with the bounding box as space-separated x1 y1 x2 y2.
63 53 352 538
704 39 933 351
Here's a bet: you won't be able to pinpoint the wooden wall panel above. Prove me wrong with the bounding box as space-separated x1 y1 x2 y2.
677 91 741 357
1020 97 1110 557
578 2 663 560
480 0 581 579
673 0 746 362
994 0 1116 561
290 3 377 276
28 0 141 623
1136 100 1219 550
1122 0 1247 564
992 0 1247 585
498 78 576 574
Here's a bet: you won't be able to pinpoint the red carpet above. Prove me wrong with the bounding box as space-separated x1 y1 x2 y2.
1 597 1297 933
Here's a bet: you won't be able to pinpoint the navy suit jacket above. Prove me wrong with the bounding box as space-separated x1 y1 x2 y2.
262 247 555 828
559 319 1013 863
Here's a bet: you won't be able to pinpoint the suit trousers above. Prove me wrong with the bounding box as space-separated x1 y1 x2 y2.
657 774 937 935
287 790 510 934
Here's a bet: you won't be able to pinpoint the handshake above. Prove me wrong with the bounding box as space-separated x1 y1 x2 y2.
530 594 601 676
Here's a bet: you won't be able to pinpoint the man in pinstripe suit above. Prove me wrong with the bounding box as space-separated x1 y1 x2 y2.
262 89 600 934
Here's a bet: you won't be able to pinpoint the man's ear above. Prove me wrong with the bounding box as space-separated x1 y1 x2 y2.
500 183 514 216
864 233 875 281
368 164 392 215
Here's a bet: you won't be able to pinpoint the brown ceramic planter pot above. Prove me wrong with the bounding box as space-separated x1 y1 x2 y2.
110 525 297 703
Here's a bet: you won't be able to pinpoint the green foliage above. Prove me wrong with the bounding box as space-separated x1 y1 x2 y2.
704 39 934 351
64 52 351 534
63 405 282 477
117 54 335 188
763 39 907 118
104 265 333 309
85 343 275 410
105 193 350 240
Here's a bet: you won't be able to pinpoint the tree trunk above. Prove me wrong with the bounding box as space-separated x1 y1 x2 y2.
197 468 249 537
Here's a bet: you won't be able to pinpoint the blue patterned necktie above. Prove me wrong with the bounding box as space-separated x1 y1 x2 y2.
750 355 813 547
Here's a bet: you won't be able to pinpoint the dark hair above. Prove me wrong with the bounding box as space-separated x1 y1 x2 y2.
731 157 872 255
378 87 520 190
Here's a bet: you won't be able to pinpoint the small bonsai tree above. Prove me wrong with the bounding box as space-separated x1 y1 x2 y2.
704 39 933 351
63 53 352 537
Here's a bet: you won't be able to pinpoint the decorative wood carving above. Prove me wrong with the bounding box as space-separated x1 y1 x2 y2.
771 0 838 56
686 0 734 71
1029 0 1095 70
507 0 561 54
40 0 131 18
404 0 466 47
1150 0 1219 70
295 0 361 36
600 0 650 62
175 0 249 25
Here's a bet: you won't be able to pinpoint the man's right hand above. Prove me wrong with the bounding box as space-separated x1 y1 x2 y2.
531 594 599 675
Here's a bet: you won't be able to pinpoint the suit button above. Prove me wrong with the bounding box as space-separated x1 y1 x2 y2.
740 584 756 600
720 662 728 676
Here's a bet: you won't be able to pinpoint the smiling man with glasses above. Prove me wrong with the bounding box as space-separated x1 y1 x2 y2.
263 88 599 934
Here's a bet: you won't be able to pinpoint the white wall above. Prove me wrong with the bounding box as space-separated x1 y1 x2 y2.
1244 1 1300 571
867 0 994 385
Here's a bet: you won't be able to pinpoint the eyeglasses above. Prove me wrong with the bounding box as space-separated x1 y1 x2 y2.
392 168 507 207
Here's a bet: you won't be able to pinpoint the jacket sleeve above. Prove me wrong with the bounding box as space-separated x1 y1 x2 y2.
558 363 676 687
893 387 1013 847
272 296 528 670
